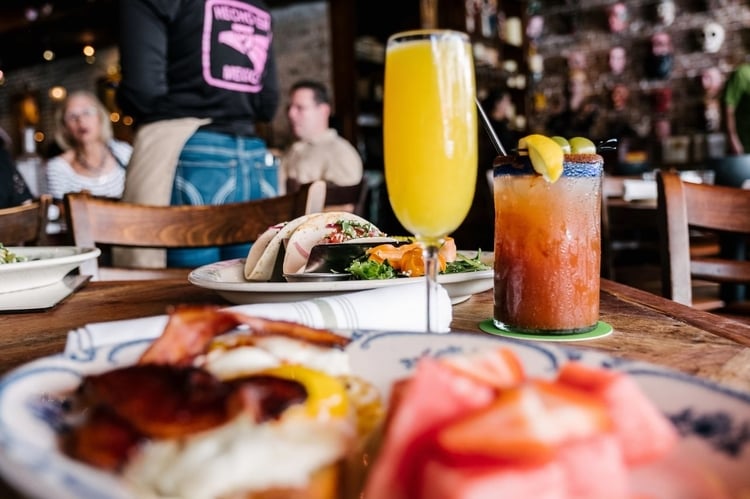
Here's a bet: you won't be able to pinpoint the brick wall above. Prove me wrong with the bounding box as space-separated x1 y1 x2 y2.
0 1 331 157
527 0 750 166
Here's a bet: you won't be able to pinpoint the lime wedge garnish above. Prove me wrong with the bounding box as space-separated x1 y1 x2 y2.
569 137 597 154
551 136 571 154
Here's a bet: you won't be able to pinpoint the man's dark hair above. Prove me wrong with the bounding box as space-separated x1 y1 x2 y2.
290 79 330 105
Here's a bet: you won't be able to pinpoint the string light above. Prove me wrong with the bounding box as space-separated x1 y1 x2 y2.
48 86 66 101
43 50 55 61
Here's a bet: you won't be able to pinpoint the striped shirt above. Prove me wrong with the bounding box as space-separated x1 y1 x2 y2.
46 140 132 200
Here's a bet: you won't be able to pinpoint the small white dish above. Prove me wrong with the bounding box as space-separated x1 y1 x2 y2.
0 331 748 498
0 247 100 294
0 274 90 312
189 256 493 305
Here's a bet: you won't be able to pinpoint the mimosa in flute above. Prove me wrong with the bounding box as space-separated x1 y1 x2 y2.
384 30 477 333
493 139 603 335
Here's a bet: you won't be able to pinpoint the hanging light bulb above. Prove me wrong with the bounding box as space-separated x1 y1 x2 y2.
49 86 67 101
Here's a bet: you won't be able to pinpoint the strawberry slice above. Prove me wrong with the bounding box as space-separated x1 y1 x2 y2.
441 347 525 390
436 380 612 464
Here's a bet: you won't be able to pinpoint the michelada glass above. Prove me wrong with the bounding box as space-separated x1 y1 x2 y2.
383 30 477 333
492 153 603 334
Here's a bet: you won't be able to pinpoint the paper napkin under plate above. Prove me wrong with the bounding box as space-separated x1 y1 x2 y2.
64 282 452 358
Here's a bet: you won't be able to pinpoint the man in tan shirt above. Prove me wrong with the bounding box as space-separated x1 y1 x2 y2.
280 80 363 191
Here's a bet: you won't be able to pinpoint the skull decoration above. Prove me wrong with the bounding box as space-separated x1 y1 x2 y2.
656 0 676 26
701 22 725 53
609 46 626 75
608 3 628 33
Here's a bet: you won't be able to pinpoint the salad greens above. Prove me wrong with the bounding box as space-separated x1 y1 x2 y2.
346 250 490 280
0 244 27 264
444 251 492 274
347 260 398 280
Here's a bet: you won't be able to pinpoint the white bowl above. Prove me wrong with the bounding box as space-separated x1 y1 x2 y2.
0 246 101 293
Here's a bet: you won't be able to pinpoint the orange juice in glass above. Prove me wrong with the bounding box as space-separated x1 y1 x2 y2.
384 31 477 238
492 153 603 334
384 30 477 332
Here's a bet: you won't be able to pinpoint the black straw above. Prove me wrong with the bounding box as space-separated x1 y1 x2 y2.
475 97 507 156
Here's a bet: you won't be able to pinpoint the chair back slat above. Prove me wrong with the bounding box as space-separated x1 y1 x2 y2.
0 195 51 246
682 182 750 233
65 181 326 279
287 178 368 217
691 259 750 283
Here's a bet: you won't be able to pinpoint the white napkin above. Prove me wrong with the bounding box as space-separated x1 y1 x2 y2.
622 179 657 201
64 282 452 357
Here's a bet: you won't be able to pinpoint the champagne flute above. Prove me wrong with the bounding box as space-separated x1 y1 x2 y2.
383 30 478 333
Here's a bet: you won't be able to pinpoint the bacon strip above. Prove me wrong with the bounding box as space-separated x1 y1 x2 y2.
138 307 351 366
228 311 351 349
138 305 242 366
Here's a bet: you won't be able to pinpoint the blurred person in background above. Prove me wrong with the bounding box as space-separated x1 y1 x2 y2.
724 62 750 155
117 0 280 268
0 129 33 209
46 90 132 200
280 79 362 192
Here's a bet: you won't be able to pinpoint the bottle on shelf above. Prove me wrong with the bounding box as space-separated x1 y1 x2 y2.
15 126 46 197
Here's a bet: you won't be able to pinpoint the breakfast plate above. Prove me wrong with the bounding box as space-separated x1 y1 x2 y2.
188 255 493 305
0 331 748 498
0 247 100 294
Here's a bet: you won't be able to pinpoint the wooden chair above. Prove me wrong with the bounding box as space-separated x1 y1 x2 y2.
0 194 51 246
287 178 369 217
65 181 326 280
656 170 750 314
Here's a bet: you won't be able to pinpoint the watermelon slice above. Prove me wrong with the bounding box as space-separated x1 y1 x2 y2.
556 433 629 499
419 458 567 499
363 357 495 499
557 362 678 465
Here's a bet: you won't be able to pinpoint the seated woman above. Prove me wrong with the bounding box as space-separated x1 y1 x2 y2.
46 90 132 200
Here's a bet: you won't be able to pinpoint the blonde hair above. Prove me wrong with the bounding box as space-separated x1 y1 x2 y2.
54 90 113 150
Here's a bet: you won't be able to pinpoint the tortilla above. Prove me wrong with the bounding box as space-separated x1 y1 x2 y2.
243 214 321 281
282 212 375 275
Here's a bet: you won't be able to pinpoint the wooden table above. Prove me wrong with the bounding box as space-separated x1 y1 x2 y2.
2 278 750 497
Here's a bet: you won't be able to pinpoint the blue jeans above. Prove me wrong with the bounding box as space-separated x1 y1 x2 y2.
167 130 278 268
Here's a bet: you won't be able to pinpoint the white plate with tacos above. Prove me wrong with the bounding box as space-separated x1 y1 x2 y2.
188 256 493 305
190 211 493 305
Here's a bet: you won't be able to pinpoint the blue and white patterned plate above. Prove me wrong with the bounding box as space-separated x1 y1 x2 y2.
0 331 749 498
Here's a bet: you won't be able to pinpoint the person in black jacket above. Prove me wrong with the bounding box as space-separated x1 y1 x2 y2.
117 0 281 268
0 133 33 209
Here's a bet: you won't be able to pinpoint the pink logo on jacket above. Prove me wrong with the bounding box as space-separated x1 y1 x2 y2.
203 0 272 93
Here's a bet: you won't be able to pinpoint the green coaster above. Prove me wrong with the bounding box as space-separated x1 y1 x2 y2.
479 319 613 342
